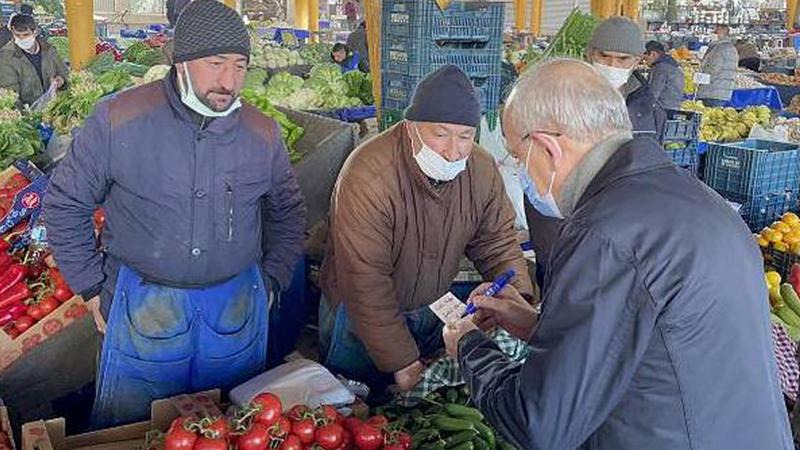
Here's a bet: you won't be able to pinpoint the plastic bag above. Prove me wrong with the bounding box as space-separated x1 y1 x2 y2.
749 124 793 143
478 117 528 230
29 83 58 113
229 359 355 409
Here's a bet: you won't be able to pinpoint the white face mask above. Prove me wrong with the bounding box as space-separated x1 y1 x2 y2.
518 143 563 219
592 62 632 89
15 35 36 51
177 64 241 118
412 124 467 182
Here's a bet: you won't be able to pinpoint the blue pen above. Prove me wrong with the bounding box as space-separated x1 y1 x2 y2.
464 269 516 316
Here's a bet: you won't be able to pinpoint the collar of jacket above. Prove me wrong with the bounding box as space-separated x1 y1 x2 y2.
575 136 673 212
161 67 242 135
558 132 632 216
396 121 468 199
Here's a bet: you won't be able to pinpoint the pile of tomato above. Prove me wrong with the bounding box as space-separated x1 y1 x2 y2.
159 393 412 450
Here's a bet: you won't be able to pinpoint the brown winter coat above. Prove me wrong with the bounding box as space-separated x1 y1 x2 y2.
320 122 534 372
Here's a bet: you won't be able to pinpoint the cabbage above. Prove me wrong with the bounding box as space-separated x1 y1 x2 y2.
143 65 171 83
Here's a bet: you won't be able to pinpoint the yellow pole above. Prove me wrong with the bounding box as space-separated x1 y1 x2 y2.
788 0 798 30
515 0 526 32
64 0 95 70
295 0 309 30
309 0 319 42
529 0 542 35
223 0 235 10
364 0 381 114
627 0 639 20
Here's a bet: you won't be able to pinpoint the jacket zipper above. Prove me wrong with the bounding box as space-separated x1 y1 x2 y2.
225 182 233 242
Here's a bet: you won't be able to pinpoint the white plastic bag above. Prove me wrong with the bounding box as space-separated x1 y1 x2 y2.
479 117 528 230
230 359 355 409
29 82 58 113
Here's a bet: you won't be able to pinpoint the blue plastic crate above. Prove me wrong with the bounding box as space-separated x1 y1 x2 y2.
736 192 798 232
665 143 698 175
381 34 501 79
382 0 503 48
663 109 700 142
704 140 800 200
382 72 501 112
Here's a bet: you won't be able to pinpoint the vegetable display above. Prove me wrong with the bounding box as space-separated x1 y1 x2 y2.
375 386 519 450
251 44 305 70
241 89 304 161
44 70 132 134
147 392 412 450
531 8 598 66
765 266 800 341
49 36 70 61
0 90 43 170
142 65 172 84
760 73 800 87
299 43 334 65
261 64 365 111
123 41 163 67
681 101 771 142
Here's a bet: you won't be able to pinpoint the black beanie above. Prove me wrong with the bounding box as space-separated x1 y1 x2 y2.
404 65 481 127
173 0 250 63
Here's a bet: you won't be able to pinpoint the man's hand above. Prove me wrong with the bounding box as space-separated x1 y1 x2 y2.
51 75 65 89
468 284 537 341
393 360 424 392
86 296 106 335
443 318 480 358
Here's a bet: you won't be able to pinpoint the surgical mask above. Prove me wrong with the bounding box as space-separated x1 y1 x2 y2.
15 36 36 51
412 125 467 182
518 143 563 219
177 64 241 118
592 62 632 89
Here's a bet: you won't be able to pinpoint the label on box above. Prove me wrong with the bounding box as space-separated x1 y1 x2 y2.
429 292 466 323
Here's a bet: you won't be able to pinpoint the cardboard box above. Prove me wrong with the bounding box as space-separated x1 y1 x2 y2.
21 391 222 450
0 161 47 240
1 406 17 450
0 296 89 372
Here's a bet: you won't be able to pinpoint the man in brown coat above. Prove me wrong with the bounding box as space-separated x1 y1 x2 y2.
320 65 534 396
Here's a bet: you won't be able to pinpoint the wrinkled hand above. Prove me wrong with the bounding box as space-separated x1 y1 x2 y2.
86 296 106 335
393 360 424 392
51 75 65 89
443 318 480 358
468 283 537 341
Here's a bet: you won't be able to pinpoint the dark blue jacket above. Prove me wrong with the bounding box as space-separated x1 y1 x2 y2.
626 70 666 142
461 137 792 450
45 70 306 315
648 54 685 110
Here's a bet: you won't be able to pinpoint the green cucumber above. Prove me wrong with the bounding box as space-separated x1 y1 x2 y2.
445 404 485 422
781 283 800 316
447 443 474 450
445 430 478 447
432 415 477 432
473 422 496 450
472 437 491 450
776 305 800 328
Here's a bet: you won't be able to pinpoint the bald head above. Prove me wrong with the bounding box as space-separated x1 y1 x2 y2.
504 58 632 144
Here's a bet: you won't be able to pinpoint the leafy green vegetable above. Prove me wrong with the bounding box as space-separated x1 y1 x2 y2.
43 70 131 134
86 52 117 76
123 41 162 67
142 65 171 84
0 91 42 170
49 36 70 62
299 43 333 65
245 69 268 91
241 88 304 161
525 8 598 69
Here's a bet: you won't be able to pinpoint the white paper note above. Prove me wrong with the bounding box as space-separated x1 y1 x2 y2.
429 292 467 323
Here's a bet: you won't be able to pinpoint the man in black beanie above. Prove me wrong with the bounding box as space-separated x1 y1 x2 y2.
45 0 305 427
319 65 534 398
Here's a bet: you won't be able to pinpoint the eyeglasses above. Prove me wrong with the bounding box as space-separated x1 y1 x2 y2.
504 130 562 170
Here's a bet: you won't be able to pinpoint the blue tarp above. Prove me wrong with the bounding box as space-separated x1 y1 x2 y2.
726 87 784 110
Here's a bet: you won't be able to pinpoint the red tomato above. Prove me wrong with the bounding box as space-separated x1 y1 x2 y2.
269 416 292 438
291 418 316 444
364 416 388 430
207 417 230 439
252 393 283 426
27 304 45 321
353 424 382 450
288 404 311 421
314 423 345 450
237 423 270 450
383 445 405 450
3 324 19 339
341 429 352 449
54 285 73 302
192 437 227 450
317 406 341 424
397 432 412 449
280 434 303 450
342 417 363 433
164 418 198 450
14 315 35 333
39 296 60 315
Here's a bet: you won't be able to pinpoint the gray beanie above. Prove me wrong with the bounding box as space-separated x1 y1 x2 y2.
405 65 481 127
588 17 644 56
173 0 250 63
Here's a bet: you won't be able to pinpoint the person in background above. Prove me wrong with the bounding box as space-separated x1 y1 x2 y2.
0 13 67 109
443 58 793 450
44 0 305 427
697 24 738 107
344 0 358 30
736 38 760 72
320 65 534 399
644 40 685 110
346 21 369 72
0 3 34 49
331 42 359 73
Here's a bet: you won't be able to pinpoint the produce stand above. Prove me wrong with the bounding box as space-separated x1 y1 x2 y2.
764 82 800 106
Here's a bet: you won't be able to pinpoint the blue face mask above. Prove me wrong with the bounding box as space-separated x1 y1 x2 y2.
518 143 563 219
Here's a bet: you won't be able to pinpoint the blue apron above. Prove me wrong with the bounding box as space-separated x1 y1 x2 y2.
91 264 269 428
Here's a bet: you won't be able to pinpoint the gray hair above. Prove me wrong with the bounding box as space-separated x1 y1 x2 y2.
505 58 632 143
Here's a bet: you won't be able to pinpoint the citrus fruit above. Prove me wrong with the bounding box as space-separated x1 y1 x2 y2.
773 221 791 233
775 241 789 252
783 212 800 225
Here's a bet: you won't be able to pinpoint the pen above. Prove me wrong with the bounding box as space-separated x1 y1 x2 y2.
463 269 516 316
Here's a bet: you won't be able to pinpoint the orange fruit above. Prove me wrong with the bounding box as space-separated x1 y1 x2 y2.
773 221 791 233
783 212 800 225
764 229 784 243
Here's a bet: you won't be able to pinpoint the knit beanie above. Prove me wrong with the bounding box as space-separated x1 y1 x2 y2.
589 17 645 56
405 65 481 127
166 0 191 28
173 0 250 63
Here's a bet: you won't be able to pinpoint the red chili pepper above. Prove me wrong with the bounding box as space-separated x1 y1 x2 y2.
0 265 27 296
0 303 27 326
0 253 13 273
0 239 9 253
0 282 30 310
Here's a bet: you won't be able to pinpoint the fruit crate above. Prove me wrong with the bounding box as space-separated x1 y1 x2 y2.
382 71 501 113
380 108 405 131
381 33 502 80
733 192 798 232
663 109 701 143
664 143 698 176
763 245 800 280
382 0 504 49
704 140 800 200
